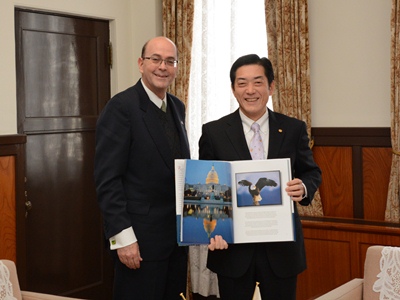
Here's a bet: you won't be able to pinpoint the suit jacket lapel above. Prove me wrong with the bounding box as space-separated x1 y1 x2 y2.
225 110 253 160
267 109 285 159
167 95 190 159
136 82 176 173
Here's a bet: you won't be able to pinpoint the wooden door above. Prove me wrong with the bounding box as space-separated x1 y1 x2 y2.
15 9 113 299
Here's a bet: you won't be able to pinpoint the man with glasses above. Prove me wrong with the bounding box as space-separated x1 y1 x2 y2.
94 36 190 299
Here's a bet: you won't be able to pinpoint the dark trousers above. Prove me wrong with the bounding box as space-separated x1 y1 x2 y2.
217 244 297 300
112 245 187 300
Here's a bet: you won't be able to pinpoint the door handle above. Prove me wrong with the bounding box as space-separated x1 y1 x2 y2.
25 190 32 217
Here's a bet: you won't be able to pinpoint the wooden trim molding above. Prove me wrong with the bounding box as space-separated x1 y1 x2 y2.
312 127 391 147
0 135 27 147
301 215 400 229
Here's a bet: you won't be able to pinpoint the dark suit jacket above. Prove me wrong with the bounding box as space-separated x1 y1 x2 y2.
94 80 190 261
199 108 321 278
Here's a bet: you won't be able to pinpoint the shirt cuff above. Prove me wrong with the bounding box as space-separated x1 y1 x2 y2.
109 227 137 250
302 183 308 199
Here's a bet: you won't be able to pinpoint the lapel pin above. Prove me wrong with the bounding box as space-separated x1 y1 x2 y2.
278 129 283 133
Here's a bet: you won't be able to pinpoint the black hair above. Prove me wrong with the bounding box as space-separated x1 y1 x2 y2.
229 54 274 87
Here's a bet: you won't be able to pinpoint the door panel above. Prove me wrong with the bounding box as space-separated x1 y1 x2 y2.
23 30 98 117
15 9 112 299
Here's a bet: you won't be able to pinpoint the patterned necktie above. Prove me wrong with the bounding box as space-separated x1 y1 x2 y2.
250 122 264 160
161 100 166 112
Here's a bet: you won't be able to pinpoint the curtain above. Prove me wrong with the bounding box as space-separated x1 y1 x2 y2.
163 3 194 299
385 0 400 222
181 1 267 298
163 0 194 106
186 0 267 159
265 0 323 216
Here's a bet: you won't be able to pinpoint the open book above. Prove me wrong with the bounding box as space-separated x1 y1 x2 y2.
175 158 295 245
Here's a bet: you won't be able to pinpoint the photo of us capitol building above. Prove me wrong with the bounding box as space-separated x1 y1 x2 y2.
184 164 232 203
182 163 233 242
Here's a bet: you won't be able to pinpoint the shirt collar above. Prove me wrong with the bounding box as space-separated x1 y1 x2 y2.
141 79 167 109
239 109 269 134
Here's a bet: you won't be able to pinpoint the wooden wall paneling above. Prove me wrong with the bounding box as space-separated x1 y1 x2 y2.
313 146 353 218
295 128 393 299
352 146 363 218
312 128 391 222
362 147 392 221
0 135 27 285
297 238 352 299
0 156 16 260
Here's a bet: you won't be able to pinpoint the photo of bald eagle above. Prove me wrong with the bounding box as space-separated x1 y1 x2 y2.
237 176 279 206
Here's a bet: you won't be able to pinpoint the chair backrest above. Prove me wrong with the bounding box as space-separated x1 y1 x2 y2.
0 259 22 300
363 245 400 300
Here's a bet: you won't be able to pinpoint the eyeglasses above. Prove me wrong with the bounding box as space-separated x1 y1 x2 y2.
142 56 178 67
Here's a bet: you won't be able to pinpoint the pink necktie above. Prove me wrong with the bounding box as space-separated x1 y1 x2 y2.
250 123 264 160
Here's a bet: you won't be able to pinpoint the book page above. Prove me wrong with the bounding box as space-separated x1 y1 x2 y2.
175 159 187 215
230 158 294 243
174 159 187 243
178 159 234 244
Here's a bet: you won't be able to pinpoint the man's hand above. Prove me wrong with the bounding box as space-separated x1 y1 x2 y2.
117 242 143 269
285 178 305 202
208 235 228 251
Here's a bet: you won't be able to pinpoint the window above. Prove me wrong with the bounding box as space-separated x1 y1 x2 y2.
187 0 269 158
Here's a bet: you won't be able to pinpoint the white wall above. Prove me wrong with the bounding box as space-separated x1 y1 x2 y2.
0 0 392 134
308 0 391 127
0 0 162 135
